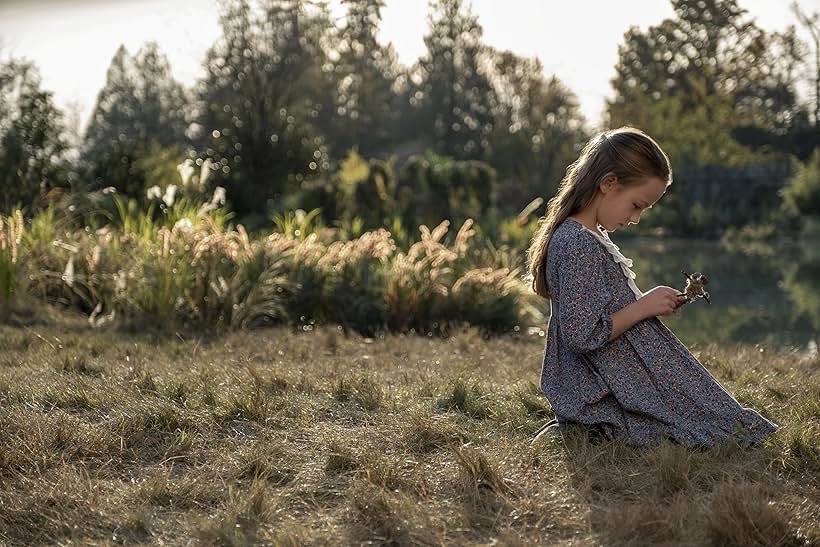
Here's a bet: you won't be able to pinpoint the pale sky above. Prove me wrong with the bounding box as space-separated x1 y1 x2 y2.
1 0 817 136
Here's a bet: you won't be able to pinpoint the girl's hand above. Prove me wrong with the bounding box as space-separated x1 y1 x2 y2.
638 286 687 318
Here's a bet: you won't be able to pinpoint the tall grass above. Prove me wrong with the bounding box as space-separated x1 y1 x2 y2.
0 210 23 307
5 200 540 335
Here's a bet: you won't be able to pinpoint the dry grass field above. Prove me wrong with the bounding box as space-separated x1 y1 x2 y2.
0 310 818 546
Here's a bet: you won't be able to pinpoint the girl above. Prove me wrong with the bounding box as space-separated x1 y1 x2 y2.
526 126 781 449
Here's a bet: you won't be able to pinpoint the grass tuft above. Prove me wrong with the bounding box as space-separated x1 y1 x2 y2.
437 377 493 419
333 374 384 412
705 481 802 547
325 441 359 475
453 446 514 527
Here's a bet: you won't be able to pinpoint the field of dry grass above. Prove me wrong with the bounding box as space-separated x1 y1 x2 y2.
0 309 818 546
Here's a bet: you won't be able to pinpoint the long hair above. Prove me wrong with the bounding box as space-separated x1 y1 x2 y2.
526 126 672 299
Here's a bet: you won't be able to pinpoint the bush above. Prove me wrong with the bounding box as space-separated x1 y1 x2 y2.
783 149 820 219
14 202 540 335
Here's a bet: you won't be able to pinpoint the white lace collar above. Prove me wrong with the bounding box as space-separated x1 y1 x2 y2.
570 219 644 299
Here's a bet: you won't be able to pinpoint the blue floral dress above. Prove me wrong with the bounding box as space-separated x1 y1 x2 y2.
539 218 781 448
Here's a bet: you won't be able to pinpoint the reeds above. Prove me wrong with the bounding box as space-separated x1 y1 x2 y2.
5 203 541 334
0 210 23 305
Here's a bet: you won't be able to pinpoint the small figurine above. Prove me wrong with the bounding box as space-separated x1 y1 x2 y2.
677 270 711 306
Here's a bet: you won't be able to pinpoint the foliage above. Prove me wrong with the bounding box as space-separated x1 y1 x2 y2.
328 0 402 158
607 0 812 164
783 149 820 219
12 199 536 335
0 58 69 212
396 150 498 230
412 0 496 160
4 0 820 243
486 52 588 207
191 0 334 217
82 43 188 197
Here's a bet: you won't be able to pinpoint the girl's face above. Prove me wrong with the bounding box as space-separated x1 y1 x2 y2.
597 175 667 232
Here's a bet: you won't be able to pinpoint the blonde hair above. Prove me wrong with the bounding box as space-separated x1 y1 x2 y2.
526 126 672 299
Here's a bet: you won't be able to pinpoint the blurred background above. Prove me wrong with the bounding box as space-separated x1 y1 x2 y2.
1 0 819 352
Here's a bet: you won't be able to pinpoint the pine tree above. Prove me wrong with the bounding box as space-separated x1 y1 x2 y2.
83 43 188 195
192 0 333 217
0 58 68 211
414 0 496 160
330 0 401 158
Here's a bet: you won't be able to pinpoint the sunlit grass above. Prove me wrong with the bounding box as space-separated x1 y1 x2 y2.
3 204 540 336
0 210 23 307
0 315 816 545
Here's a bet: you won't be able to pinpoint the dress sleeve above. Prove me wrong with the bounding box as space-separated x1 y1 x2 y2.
557 234 615 354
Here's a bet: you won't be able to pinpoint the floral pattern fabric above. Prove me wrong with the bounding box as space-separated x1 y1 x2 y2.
539 218 781 448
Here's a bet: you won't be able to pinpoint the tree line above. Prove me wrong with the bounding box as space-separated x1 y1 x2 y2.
1 0 818 237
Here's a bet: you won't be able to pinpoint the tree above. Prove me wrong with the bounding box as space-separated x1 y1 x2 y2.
783 149 820 219
191 0 333 217
607 0 805 163
0 57 68 211
82 43 188 196
132 43 189 149
792 2 820 144
486 50 588 209
329 0 401 158
82 45 138 194
413 0 496 160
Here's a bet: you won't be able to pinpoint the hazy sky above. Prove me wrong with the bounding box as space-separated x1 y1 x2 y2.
1 0 818 134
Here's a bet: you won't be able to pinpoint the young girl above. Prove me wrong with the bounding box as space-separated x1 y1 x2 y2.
526 126 781 449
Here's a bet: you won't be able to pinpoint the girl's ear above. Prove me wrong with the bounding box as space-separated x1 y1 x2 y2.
599 172 618 194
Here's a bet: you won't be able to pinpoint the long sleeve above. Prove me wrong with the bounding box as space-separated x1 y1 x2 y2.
556 234 615 354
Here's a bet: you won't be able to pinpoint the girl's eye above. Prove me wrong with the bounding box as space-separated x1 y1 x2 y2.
633 204 640 209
